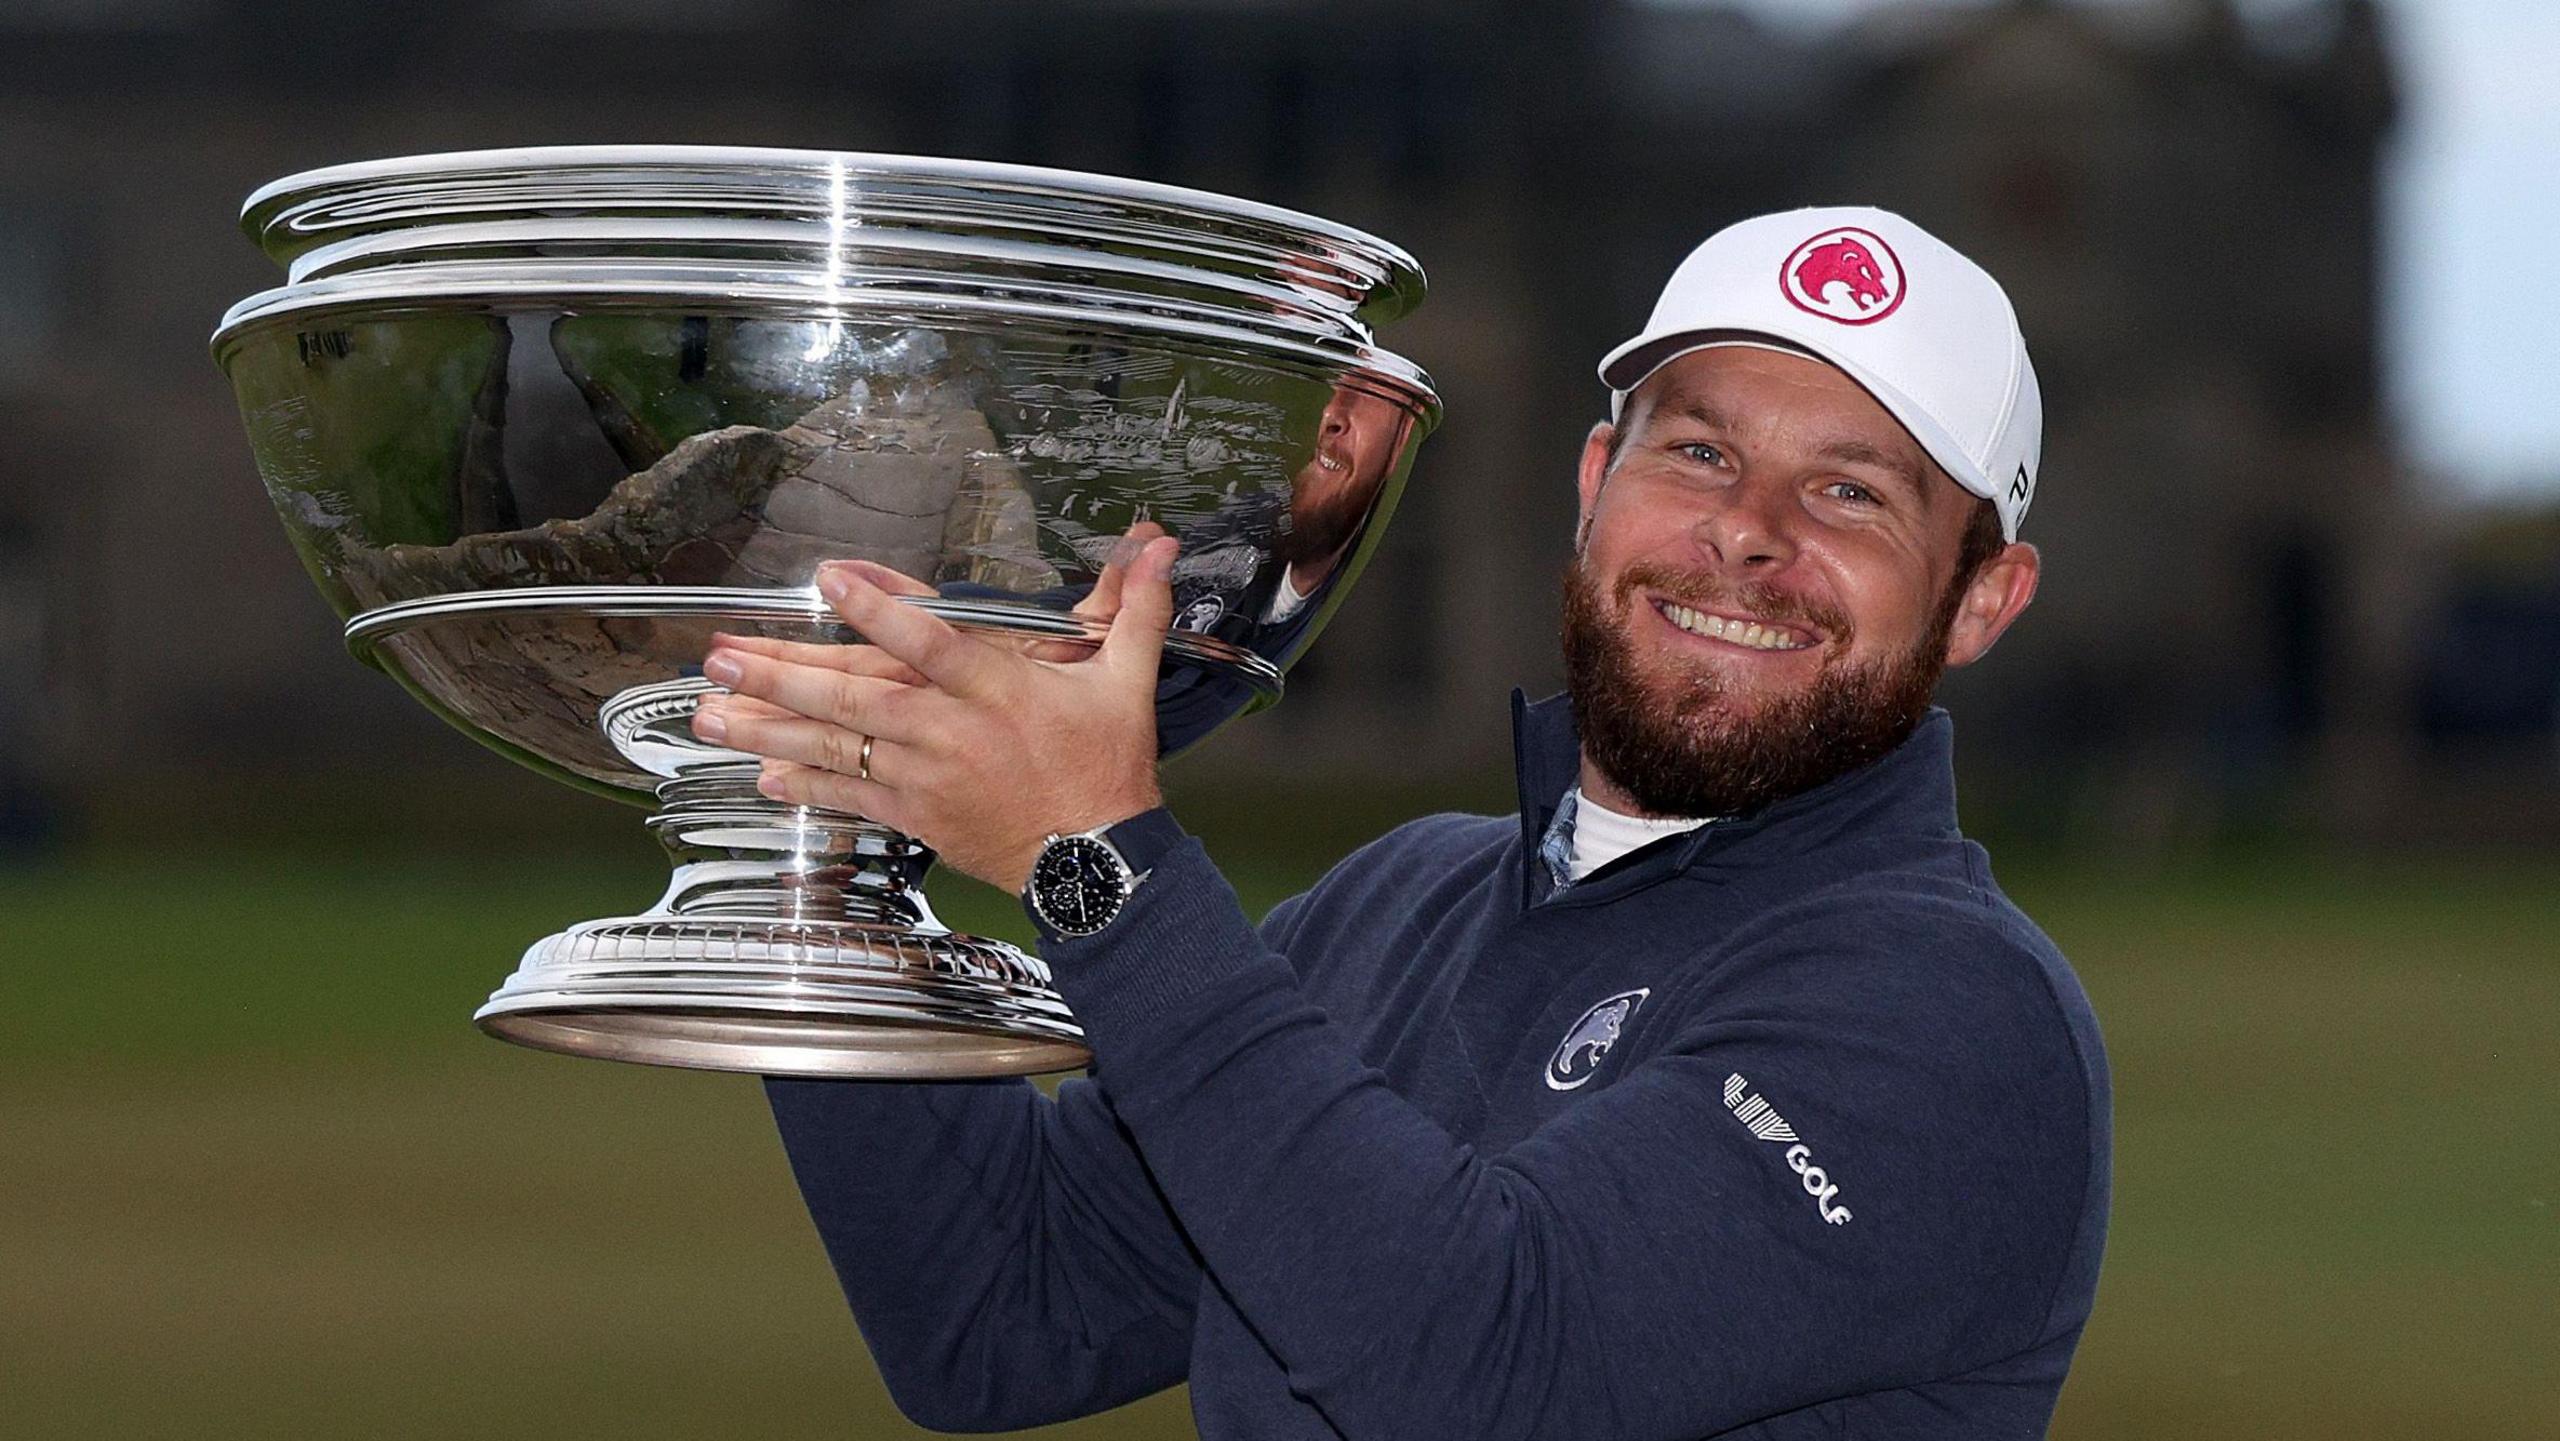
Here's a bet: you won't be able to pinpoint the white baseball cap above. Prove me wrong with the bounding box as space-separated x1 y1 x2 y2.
1598 205 2042 541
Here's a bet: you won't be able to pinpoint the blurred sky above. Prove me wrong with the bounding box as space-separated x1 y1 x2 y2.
1663 0 2560 504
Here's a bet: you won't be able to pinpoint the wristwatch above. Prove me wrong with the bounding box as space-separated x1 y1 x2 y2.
1024 809 1184 939
1026 829 1146 939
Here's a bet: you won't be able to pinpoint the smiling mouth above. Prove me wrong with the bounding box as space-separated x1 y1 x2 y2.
1653 598 1817 652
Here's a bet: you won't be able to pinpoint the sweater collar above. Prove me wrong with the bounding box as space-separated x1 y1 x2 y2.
1508 688 1963 905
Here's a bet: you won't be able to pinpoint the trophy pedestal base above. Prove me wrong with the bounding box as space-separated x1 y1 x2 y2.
475 918 1089 1078
480 1011 1088 1079
474 681 1091 1078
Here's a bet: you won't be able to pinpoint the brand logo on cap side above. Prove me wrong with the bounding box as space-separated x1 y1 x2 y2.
1781 227 1905 326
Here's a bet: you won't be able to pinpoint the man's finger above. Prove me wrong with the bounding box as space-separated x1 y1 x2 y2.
1098 535 1179 682
1072 520 1169 624
816 559 936 598
1026 521 1170 663
757 758 905 828
708 632 927 687
817 568 1007 698
691 691 800 732
1075 552 1128 624
694 696 902 781
702 649 920 741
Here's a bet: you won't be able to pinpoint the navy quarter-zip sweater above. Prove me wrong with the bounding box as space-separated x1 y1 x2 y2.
766 693 2111 1440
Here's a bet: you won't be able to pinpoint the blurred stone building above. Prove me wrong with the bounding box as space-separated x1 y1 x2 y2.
1 0 2481 847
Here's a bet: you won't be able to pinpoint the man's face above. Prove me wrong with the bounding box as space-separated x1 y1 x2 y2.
1561 344 2034 817
1277 387 1407 568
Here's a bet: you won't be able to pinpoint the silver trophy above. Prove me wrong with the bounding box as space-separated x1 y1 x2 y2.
213 146 1437 1079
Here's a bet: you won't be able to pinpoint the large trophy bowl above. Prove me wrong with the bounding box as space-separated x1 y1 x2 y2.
213 146 1437 1079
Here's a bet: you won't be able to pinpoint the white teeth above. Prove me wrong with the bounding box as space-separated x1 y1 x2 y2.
1660 601 1809 652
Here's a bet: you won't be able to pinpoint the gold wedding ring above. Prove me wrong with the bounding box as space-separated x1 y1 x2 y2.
858 733 875 782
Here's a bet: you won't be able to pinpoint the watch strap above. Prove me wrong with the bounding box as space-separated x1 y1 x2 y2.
1098 806 1187 879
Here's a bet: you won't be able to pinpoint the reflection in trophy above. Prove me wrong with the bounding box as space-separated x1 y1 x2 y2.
1266 385 1413 617
213 147 1437 1079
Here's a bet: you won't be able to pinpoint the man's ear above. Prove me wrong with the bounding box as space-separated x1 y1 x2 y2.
1576 421 1617 551
1944 541 2039 668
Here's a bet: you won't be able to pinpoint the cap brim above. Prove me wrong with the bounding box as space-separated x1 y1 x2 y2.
1599 330 1810 392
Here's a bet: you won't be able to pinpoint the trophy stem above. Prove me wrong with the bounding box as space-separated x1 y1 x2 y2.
472 683 1090 1078
646 766 935 926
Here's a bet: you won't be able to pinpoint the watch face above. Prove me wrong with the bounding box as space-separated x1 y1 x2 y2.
1032 835 1129 937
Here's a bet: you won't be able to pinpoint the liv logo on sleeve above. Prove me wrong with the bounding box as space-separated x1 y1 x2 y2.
1722 1072 1799 1141
1726 1073 1854 1225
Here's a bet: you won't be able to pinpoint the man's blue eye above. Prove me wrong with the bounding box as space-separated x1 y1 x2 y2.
1827 481 1878 504
1680 443 1726 466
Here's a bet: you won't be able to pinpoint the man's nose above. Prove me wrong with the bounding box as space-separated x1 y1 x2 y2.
1693 477 1798 572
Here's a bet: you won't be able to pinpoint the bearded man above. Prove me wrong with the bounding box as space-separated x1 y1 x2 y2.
694 207 2111 1440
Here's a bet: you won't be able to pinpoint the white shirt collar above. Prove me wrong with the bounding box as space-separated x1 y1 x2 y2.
1563 786 1714 882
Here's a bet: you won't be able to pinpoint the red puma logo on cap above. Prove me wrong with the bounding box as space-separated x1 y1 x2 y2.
1794 240 1888 312
1781 227 1906 325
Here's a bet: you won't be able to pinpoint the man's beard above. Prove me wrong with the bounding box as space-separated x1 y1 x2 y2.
1274 466 1375 568
1559 553 1959 819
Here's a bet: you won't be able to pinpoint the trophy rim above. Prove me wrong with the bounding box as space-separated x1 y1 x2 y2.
341 588 1288 795
343 586 1285 695
215 144 1442 422
228 145 1428 358
211 274 1439 420
238 144 1423 293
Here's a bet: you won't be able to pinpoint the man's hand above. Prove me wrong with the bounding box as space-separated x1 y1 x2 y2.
692 530 1178 895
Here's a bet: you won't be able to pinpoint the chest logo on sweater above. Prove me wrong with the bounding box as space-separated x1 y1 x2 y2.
1726 1073 1854 1226
1544 988 1649 1091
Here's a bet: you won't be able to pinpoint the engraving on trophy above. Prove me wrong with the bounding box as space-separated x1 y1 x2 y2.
214 146 1436 1078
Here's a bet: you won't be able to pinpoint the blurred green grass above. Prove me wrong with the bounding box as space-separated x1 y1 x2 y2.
2 835 2554 1438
